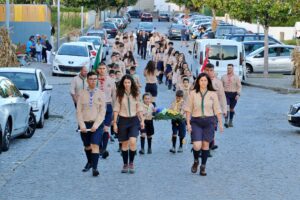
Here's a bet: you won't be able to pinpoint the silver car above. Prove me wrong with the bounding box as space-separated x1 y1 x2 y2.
246 44 295 73
0 76 37 152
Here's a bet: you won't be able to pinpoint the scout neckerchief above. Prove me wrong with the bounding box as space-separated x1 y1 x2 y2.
87 87 97 108
226 73 233 89
98 76 106 91
125 91 132 117
200 90 208 117
79 74 85 90
174 99 183 112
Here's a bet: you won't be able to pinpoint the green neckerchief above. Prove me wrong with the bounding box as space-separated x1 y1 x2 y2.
125 92 131 117
79 74 86 90
200 90 208 117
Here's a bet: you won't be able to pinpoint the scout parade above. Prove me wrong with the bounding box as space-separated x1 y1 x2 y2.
71 30 242 177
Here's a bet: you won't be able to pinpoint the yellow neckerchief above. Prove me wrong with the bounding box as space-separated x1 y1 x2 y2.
174 99 184 112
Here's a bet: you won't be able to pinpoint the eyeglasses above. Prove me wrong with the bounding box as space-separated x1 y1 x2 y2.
88 78 97 81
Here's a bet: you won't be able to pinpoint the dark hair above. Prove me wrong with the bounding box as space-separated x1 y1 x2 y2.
119 43 124 48
206 63 214 69
182 77 189 83
228 64 234 67
145 60 156 75
168 42 173 46
116 75 139 103
115 70 121 75
167 47 174 57
87 71 97 78
109 70 115 75
123 51 136 64
130 66 136 71
176 90 184 97
193 73 215 93
143 92 151 99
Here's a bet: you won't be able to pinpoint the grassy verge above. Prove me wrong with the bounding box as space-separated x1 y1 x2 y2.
284 39 297 45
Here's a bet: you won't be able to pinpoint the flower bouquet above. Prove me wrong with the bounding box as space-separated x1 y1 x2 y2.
154 108 185 121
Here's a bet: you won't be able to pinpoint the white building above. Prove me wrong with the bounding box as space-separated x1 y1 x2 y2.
130 0 181 12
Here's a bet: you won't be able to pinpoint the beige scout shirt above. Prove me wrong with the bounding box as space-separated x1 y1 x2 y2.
170 99 185 116
143 103 154 120
144 70 157 84
212 78 227 114
115 60 126 75
77 88 106 129
184 90 221 117
70 74 87 101
221 74 242 94
177 84 191 102
114 93 143 117
97 76 116 104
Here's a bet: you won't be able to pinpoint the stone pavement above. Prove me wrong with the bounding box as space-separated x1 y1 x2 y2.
243 74 300 94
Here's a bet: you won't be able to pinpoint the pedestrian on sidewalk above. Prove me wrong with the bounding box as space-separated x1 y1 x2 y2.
185 73 223 176
96 63 117 158
77 71 106 177
144 60 158 107
169 90 186 154
113 75 144 174
36 40 43 62
70 67 88 108
204 63 227 154
221 64 242 128
139 93 155 155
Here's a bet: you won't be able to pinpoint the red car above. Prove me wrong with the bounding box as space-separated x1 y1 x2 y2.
141 13 153 22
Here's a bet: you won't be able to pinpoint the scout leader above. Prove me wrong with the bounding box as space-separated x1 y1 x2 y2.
77 71 106 177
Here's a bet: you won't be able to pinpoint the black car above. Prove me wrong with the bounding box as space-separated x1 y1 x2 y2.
288 103 300 127
243 41 276 55
168 24 189 40
100 22 118 38
136 22 155 37
158 13 170 22
215 25 247 39
128 10 142 18
224 33 282 44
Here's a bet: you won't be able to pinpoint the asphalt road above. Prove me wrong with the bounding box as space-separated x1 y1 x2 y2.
1 19 300 200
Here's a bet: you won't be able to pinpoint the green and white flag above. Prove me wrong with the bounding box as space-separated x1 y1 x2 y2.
93 43 103 72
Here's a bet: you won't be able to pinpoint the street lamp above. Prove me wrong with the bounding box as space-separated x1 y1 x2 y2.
57 0 60 50
6 0 10 33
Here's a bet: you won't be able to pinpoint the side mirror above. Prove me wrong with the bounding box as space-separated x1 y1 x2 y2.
23 93 30 99
188 50 192 55
44 85 53 91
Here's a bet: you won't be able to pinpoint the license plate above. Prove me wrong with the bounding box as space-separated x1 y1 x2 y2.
288 115 292 121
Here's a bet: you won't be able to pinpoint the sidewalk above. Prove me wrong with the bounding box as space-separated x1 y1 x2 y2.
243 74 300 94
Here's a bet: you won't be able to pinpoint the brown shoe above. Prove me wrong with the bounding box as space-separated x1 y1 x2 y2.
200 165 207 176
121 164 129 173
191 161 199 173
128 163 135 174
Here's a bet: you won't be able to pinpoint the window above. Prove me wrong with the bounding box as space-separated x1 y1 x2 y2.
280 47 293 56
193 42 198 58
268 47 280 57
208 45 238 60
58 45 88 57
39 73 46 90
0 72 38 91
244 36 260 41
0 80 21 98
231 36 243 42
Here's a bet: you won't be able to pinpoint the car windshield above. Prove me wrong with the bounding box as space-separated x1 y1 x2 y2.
208 45 238 60
139 23 153 29
58 45 88 57
79 37 101 45
172 24 185 29
0 72 38 91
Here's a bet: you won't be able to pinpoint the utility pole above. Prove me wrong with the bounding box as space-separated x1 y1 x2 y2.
6 0 10 33
81 6 84 35
57 0 60 50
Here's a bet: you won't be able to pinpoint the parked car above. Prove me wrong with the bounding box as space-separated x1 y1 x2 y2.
136 22 156 37
172 13 184 23
224 33 282 44
100 22 118 38
79 36 108 60
0 68 52 128
168 24 189 40
215 25 247 39
106 18 125 29
243 41 276 55
158 13 170 22
288 103 300 127
124 13 131 23
245 44 295 73
128 10 142 18
113 15 129 26
141 12 153 22
52 42 93 76
0 76 37 152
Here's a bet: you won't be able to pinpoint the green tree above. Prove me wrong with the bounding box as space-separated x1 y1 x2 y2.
227 0 299 76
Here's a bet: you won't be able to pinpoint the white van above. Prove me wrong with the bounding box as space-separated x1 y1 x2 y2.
188 39 246 80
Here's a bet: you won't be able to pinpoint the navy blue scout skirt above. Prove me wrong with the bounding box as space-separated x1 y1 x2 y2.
81 122 104 146
190 116 215 142
145 83 158 97
117 116 140 142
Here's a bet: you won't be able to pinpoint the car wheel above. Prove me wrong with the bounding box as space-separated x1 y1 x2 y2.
37 108 45 128
45 104 50 119
2 120 11 152
52 72 57 76
22 111 36 138
246 64 253 74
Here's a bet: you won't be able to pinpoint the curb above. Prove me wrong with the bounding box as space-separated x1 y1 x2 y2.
243 81 300 94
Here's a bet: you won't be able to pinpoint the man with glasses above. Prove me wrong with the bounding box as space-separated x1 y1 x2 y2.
77 71 106 177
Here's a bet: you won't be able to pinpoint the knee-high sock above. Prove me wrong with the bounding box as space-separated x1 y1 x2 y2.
122 150 129 164
193 149 200 162
140 136 145 149
84 149 92 164
172 136 177 148
129 150 136 163
91 153 99 170
201 150 209 166
147 137 152 149
102 132 109 151
179 137 184 148
230 111 235 120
